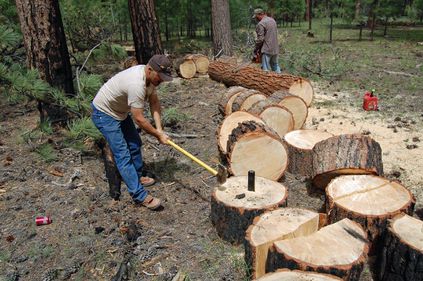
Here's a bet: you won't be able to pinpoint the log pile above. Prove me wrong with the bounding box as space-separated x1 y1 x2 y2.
209 60 313 106
210 176 288 244
326 175 415 253
245 208 321 279
266 218 369 281
270 91 308 129
376 214 423 281
175 54 210 78
256 270 342 281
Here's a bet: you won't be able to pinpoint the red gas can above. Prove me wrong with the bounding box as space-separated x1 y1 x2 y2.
363 90 378 111
36 216 52 226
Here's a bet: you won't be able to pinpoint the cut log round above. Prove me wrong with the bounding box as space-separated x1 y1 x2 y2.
217 111 265 155
249 99 294 139
227 121 288 180
256 269 342 281
208 60 314 106
211 176 288 244
218 86 249 116
284 130 334 177
377 214 423 281
267 218 369 281
231 90 267 113
189 54 209 74
326 175 415 254
270 91 308 129
311 134 383 189
175 57 196 79
245 208 320 279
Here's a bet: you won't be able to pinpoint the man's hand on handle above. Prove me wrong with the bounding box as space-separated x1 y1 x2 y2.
157 132 169 145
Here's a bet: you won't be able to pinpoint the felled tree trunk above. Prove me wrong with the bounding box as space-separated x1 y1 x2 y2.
174 57 197 79
267 219 369 281
231 90 267 113
256 270 342 281
211 176 288 244
284 130 334 177
326 175 415 254
270 91 308 129
217 111 264 155
376 214 423 281
218 86 249 115
208 61 313 106
227 121 288 181
249 100 294 139
245 208 321 279
311 134 383 189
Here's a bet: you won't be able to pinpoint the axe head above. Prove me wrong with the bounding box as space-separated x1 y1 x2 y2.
216 164 228 184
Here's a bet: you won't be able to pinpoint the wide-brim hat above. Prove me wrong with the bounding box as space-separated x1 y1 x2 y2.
148 54 173 81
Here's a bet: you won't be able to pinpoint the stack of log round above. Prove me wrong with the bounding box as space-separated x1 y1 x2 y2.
175 56 197 79
284 129 334 177
211 176 288 244
326 175 415 253
208 60 314 106
231 89 268 112
311 134 384 189
270 90 308 130
218 86 249 116
245 208 321 279
267 218 369 281
249 99 294 139
217 111 265 155
376 214 423 281
256 270 342 281
226 121 288 180
189 54 209 74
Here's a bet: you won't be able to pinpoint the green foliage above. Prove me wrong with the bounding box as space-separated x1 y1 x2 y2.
66 117 102 142
35 143 57 163
92 43 127 62
162 107 189 127
0 25 21 51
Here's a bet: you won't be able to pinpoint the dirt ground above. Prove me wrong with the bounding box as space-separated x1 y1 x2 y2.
1 74 422 281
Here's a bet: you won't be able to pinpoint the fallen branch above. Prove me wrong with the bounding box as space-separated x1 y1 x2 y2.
382 70 415 77
51 169 81 189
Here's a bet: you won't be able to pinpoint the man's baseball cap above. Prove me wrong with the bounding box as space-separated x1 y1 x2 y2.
252 8 264 19
148 54 173 81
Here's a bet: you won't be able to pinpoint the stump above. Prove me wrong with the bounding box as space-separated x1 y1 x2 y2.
377 214 423 281
245 208 321 279
175 56 196 78
188 54 209 74
270 91 308 129
210 176 288 244
217 111 265 155
208 60 314 106
267 218 369 281
311 134 383 189
284 130 334 177
231 90 268 113
97 140 122 200
227 121 288 180
249 99 294 139
326 175 415 254
256 269 342 281
218 86 249 116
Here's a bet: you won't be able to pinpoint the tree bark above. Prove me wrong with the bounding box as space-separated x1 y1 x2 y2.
211 0 233 56
15 0 74 96
128 0 163 64
208 61 314 106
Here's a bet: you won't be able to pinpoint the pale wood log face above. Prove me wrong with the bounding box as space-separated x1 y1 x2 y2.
392 214 423 251
230 134 287 180
218 111 264 154
257 270 342 281
241 94 267 111
215 176 287 209
278 97 308 130
274 219 367 266
260 107 294 139
288 79 314 106
327 175 413 216
284 130 334 150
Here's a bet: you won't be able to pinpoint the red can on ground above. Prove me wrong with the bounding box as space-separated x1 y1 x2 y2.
35 216 52 226
363 91 378 111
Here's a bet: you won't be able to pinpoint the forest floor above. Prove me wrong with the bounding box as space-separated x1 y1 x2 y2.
1 71 423 281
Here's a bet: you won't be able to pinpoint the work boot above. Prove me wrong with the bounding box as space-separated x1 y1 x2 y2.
140 195 161 210
140 176 155 187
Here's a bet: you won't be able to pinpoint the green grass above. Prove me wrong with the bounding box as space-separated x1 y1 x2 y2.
35 143 57 163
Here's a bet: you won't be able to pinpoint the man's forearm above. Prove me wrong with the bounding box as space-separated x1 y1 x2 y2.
134 115 161 139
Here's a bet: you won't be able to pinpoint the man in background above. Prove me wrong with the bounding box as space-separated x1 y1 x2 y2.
252 8 281 73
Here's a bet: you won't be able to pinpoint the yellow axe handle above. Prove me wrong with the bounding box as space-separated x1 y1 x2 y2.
167 140 218 176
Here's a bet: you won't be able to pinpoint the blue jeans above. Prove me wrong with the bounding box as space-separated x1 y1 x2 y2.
91 104 147 203
262 53 281 73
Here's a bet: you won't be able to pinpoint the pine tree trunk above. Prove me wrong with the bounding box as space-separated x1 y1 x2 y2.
211 0 233 56
128 0 163 64
15 0 74 96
